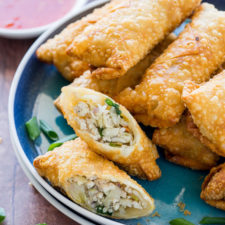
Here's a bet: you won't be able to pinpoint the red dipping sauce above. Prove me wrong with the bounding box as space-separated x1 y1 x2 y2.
0 0 77 29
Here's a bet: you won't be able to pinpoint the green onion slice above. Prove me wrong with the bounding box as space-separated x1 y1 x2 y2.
109 142 122 147
105 98 121 115
98 127 104 137
0 207 6 223
36 223 47 225
200 217 225 224
96 205 112 216
39 120 59 141
169 218 195 225
25 117 41 141
48 134 78 151
105 98 114 106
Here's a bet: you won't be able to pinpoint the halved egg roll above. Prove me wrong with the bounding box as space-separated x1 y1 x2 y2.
182 70 225 157
34 139 155 219
115 3 225 128
54 33 176 111
201 163 225 211
60 87 161 180
153 116 219 170
68 0 200 80
36 0 122 81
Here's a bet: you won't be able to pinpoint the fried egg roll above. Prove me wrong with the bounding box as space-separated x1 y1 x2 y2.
201 163 225 211
183 70 225 157
60 87 161 180
115 3 225 128
54 34 176 111
36 0 122 81
153 116 219 170
34 139 155 218
68 0 200 80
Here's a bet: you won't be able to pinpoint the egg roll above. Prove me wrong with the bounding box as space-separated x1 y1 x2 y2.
201 163 225 211
60 87 161 180
153 116 219 170
34 139 155 218
115 3 225 128
54 33 176 111
68 0 200 80
36 0 123 81
182 70 225 157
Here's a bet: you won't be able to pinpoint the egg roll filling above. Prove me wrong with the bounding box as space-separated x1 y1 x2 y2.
74 100 134 147
67 175 146 216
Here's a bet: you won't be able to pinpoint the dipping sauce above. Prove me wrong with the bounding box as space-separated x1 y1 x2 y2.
0 0 76 29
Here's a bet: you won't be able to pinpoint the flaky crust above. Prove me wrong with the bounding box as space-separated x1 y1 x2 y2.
33 139 155 218
115 3 225 128
186 112 217 157
201 163 225 211
183 71 225 157
60 87 161 180
153 116 219 170
36 0 120 81
54 34 176 111
68 0 200 80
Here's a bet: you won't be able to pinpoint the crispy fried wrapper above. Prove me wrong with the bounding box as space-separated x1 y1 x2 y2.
34 139 155 219
201 163 225 211
183 70 225 157
68 0 200 80
60 87 161 180
36 0 122 81
115 3 225 128
54 34 176 112
153 115 219 170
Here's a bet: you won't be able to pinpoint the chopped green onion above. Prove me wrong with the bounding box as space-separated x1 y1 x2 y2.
105 98 114 106
96 205 112 216
48 134 78 151
39 120 59 141
0 207 6 223
200 217 225 224
98 127 104 137
25 117 41 141
114 104 121 115
131 194 139 201
96 205 104 214
105 98 121 115
109 142 122 147
169 218 195 225
36 224 47 225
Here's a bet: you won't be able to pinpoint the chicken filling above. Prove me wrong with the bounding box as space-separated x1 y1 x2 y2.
69 176 146 215
74 99 134 147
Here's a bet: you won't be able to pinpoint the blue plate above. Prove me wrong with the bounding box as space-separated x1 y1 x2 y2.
9 0 225 224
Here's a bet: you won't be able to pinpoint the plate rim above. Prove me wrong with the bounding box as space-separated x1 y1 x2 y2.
8 1 124 225
0 0 88 39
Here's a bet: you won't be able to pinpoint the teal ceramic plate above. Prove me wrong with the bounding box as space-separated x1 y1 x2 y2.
9 0 225 224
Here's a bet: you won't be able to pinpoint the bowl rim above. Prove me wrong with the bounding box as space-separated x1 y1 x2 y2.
0 0 87 39
8 0 123 224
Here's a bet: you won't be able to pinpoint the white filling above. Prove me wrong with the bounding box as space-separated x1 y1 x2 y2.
74 101 134 146
69 176 145 215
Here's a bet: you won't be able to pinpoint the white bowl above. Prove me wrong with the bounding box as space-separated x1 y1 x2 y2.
0 0 87 39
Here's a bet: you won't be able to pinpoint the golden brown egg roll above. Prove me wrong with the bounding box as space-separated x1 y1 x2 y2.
182 70 225 157
152 115 219 170
36 0 123 81
68 0 201 80
59 87 161 180
54 33 176 111
34 139 155 218
201 163 225 211
115 3 225 128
